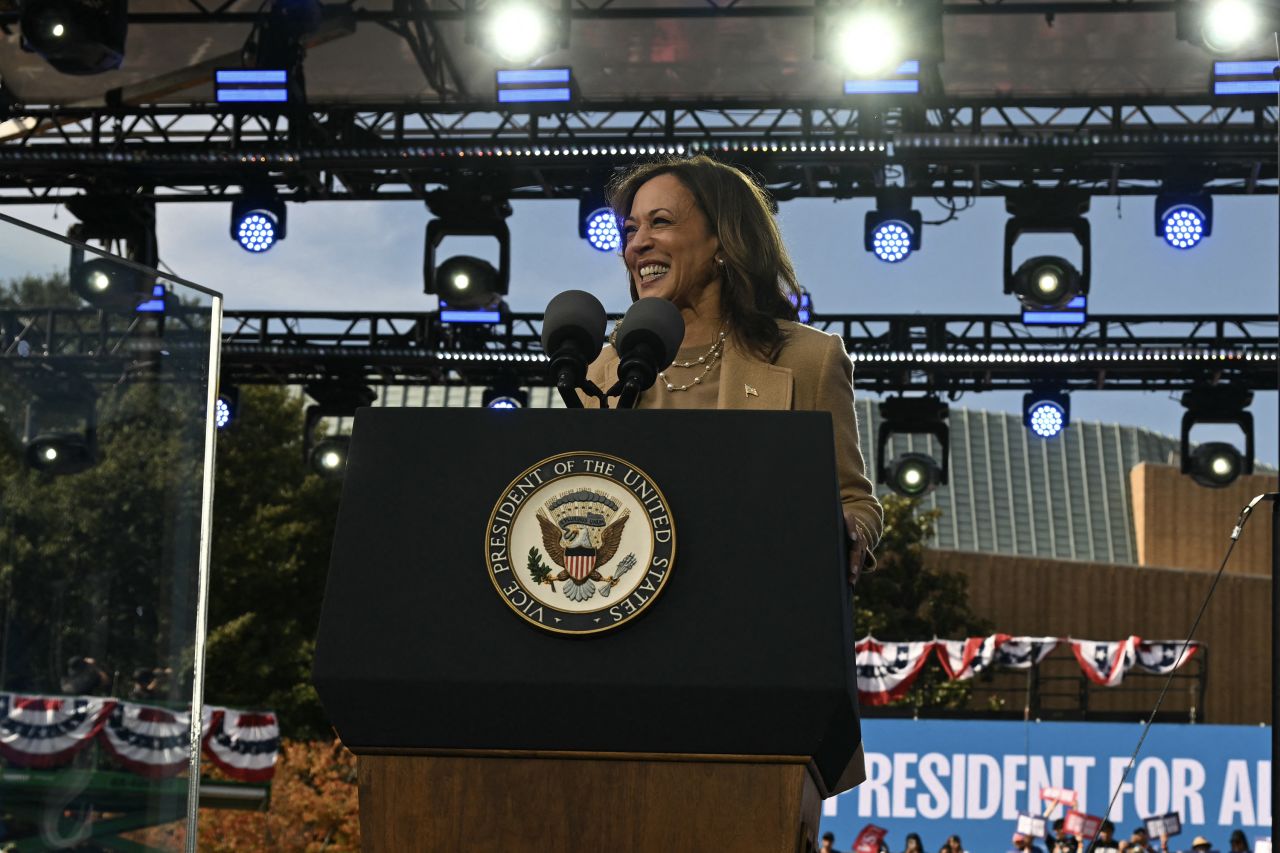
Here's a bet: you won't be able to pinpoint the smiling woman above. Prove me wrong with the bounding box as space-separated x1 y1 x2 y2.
583 155 884 579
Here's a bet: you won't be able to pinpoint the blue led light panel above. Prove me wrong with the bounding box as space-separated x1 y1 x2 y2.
1022 296 1087 326
1212 60 1280 96
215 68 289 104
496 68 573 104
844 60 921 96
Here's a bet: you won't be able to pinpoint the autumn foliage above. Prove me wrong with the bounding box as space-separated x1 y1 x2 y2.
127 739 360 851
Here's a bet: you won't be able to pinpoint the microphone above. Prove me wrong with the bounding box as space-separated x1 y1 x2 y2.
542 290 608 409
612 298 685 409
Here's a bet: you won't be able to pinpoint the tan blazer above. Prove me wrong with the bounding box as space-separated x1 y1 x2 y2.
584 320 884 561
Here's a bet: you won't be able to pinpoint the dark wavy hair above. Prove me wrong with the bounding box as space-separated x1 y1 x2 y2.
607 155 802 360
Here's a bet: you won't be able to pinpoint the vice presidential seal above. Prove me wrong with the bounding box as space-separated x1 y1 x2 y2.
485 451 675 636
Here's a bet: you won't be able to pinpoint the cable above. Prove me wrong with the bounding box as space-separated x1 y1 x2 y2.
1082 493 1276 853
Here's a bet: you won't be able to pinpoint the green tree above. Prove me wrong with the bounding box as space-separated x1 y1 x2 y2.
856 494 992 710
202 385 340 737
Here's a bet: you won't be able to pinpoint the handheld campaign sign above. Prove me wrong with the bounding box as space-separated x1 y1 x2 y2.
1144 812 1182 839
1064 810 1103 840
1041 786 1079 807
1017 813 1048 838
854 824 888 853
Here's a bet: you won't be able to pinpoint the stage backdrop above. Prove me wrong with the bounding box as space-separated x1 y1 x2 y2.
819 720 1271 852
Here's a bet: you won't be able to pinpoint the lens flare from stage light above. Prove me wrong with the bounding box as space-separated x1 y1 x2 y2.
1202 0 1258 52
835 9 902 77
489 2 549 64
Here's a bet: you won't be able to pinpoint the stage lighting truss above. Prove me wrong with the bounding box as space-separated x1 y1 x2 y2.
1023 389 1070 439
22 391 97 476
424 188 512 308
1175 0 1274 54
864 190 922 264
482 0 564 65
1180 385 1254 488
823 0 943 78
231 188 287 253
875 396 949 497
19 0 127 75
1154 188 1213 250
303 381 376 477
1003 191 1091 309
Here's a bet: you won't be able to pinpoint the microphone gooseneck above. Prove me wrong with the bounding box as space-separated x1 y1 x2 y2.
613 298 685 409
542 290 608 408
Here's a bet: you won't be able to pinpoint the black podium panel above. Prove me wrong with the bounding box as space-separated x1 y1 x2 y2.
313 408 861 791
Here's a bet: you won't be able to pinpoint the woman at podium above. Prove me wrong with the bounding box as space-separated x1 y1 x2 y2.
585 155 884 577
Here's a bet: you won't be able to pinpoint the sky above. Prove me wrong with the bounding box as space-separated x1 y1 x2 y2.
5 190 1277 465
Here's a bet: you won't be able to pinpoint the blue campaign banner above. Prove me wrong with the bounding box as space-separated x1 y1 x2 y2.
820 720 1271 853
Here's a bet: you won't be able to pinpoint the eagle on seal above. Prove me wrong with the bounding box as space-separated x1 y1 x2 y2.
536 509 630 603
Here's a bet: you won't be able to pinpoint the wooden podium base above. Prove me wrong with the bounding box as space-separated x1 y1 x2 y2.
358 751 823 853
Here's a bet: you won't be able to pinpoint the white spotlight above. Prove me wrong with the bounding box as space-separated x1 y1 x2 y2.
1201 0 1259 51
488 2 550 64
834 8 902 77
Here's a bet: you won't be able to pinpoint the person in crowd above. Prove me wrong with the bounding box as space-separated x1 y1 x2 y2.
1093 820 1121 852
1120 826 1157 853
1010 831 1046 853
1191 837 1217 853
820 832 835 853
129 666 173 700
591 156 884 581
902 833 925 853
60 656 111 695
1228 830 1249 853
937 835 969 853
1046 818 1067 851
1054 838 1079 853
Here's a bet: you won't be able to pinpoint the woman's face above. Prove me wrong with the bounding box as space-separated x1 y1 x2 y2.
622 172 721 305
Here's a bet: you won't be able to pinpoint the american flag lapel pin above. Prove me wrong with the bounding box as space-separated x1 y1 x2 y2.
745 385 758 397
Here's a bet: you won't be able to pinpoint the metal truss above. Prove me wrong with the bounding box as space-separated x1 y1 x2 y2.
4 306 1273 394
0 98 1273 203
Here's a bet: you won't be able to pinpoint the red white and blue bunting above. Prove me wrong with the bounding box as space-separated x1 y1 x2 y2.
0 693 278 782
204 709 280 783
855 636 1198 705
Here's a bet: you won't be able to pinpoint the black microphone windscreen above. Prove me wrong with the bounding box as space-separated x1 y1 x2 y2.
542 290 607 357
617 297 685 370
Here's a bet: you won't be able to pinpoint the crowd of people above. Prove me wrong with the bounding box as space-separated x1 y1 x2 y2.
818 823 1259 853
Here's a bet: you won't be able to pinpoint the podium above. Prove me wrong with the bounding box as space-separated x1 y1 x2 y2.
314 409 863 853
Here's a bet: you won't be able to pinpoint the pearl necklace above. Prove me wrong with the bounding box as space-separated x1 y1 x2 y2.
659 329 727 392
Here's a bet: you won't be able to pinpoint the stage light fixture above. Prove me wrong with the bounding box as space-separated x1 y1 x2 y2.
483 387 529 409
876 396 949 497
231 189 287 253
303 381 374 478
19 0 127 75
22 390 97 475
1188 442 1245 487
69 256 152 310
790 288 814 324
435 256 501 309
309 437 350 479
66 195 158 310
1012 256 1082 310
215 387 239 430
1023 390 1070 439
486 1 553 64
425 189 512 307
1180 386 1253 488
885 452 944 497
1154 190 1212 250
579 194 621 253
865 190 922 263
1004 191 1091 309
1176 0 1267 52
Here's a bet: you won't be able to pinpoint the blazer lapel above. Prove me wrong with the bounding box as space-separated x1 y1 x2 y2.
717 342 793 410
